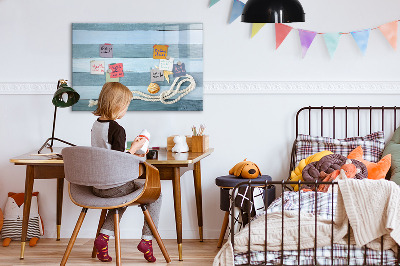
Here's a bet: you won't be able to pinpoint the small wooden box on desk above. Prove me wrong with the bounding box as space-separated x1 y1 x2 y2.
167 135 209 152
191 135 209 152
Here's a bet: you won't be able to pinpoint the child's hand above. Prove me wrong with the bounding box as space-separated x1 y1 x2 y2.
134 148 149 157
128 137 147 155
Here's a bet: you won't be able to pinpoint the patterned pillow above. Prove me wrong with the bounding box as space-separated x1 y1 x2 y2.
294 131 385 166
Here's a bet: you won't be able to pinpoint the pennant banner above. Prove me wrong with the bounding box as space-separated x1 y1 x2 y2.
209 0 220 7
229 0 245 24
210 2 400 58
275 23 293 49
351 29 370 55
323 33 341 58
251 23 266 38
298 30 317 58
379 21 398 50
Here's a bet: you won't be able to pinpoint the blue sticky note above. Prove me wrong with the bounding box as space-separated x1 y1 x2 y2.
173 63 186 77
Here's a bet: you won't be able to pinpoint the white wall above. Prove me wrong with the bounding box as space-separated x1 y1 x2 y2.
1 0 400 239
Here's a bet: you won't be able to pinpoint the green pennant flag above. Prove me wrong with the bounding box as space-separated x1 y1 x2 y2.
323 33 341 58
209 0 220 7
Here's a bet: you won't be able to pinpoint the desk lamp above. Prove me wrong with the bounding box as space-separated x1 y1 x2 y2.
242 0 305 23
38 79 80 154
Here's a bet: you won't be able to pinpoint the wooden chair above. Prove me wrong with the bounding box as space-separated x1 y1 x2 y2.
60 146 171 265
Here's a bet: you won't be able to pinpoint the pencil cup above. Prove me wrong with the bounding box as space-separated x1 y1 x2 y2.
191 135 209 153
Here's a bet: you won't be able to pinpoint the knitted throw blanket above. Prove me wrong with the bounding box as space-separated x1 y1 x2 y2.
335 178 400 251
214 179 400 266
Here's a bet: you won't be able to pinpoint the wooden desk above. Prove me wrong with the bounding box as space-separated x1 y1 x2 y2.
10 147 213 261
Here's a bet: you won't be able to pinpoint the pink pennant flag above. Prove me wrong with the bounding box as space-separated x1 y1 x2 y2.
275 23 293 49
298 29 317 58
378 21 398 50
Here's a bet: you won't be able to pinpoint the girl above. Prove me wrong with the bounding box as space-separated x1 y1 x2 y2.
91 82 161 263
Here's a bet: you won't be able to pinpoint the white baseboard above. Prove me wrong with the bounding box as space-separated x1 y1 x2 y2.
1 81 400 95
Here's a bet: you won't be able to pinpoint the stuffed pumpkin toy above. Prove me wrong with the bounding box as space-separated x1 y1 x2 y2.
1 192 44 247
229 159 261 179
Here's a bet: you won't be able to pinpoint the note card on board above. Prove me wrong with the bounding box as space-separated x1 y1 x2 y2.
151 69 165 82
109 63 124 78
100 43 113 58
153 45 169 59
106 72 119 82
90 60 105 75
159 57 174 71
173 63 186 77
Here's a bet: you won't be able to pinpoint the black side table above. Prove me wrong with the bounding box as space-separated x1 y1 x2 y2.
215 175 275 248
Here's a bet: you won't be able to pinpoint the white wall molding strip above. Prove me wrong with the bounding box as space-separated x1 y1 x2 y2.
1 81 400 95
204 81 400 94
0 83 55 94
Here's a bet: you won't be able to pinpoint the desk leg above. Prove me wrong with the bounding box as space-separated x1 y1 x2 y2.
56 178 64 241
193 161 203 242
172 167 183 261
20 165 35 259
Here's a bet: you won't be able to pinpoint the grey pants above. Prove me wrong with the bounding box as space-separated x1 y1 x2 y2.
92 180 162 240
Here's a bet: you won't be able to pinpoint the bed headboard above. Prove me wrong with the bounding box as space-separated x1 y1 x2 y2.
290 106 400 178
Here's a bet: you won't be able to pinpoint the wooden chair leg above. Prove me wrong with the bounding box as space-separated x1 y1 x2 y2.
217 211 230 248
60 208 88 266
114 210 121 266
141 205 171 263
92 209 108 258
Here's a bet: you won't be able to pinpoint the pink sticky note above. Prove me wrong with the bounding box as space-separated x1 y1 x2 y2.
109 63 124 78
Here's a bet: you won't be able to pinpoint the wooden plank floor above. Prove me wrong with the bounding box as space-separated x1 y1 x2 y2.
0 239 222 265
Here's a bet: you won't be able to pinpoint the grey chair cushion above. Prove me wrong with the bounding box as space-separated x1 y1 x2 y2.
62 146 145 188
69 180 145 208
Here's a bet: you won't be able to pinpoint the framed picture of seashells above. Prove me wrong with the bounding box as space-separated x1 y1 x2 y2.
72 23 203 111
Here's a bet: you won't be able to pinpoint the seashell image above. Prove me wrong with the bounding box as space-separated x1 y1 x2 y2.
147 83 160 94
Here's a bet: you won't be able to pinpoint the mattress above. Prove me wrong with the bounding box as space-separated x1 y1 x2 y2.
233 191 397 265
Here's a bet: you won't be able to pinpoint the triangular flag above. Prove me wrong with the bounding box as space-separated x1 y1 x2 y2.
209 0 220 7
378 21 398 50
229 0 245 24
298 29 317 58
251 23 266 38
323 33 341 58
351 29 370 55
275 23 293 49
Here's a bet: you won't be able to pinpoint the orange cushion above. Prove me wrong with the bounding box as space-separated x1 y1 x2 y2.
347 146 391 180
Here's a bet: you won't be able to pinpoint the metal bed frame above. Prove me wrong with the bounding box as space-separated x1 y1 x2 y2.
230 106 400 266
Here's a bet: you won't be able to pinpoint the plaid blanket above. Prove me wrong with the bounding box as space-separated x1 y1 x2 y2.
234 244 397 265
234 191 397 265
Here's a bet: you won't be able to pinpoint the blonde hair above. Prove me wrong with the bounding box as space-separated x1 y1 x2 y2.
93 82 133 120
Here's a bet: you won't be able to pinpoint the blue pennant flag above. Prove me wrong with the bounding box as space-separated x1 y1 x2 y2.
351 29 371 55
323 33 341 58
209 0 221 7
229 0 245 24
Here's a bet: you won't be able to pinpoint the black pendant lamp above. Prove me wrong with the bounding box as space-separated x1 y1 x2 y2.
242 0 305 23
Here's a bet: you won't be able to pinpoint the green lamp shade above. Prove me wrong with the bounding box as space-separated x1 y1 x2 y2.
52 84 80 108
